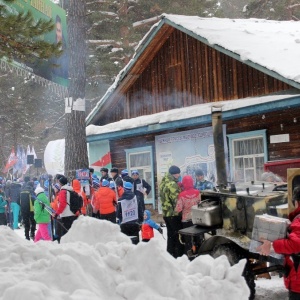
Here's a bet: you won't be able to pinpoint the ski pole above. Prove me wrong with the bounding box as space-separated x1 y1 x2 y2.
38 200 69 232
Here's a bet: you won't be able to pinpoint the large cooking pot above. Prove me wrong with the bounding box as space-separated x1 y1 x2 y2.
191 200 222 227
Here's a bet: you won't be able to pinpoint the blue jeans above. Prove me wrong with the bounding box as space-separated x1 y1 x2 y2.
10 202 20 229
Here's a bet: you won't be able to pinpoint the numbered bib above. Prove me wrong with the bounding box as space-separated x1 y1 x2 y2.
121 196 138 223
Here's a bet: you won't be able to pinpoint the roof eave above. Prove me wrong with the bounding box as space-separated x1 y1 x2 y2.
86 95 300 143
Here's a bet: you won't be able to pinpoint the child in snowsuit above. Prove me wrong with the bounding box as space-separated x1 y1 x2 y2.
141 210 163 242
33 187 51 242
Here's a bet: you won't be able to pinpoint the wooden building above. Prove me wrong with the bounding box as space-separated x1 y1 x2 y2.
86 15 300 209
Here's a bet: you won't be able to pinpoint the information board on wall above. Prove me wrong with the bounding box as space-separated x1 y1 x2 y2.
155 126 228 184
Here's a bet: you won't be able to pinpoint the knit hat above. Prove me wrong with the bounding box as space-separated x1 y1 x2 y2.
169 165 181 175
44 179 49 189
55 174 64 181
100 167 108 173
34 186 44 195
121 169 129 176
102 179 109 187
195 169 204 176
59 176 68 186
124 182 133 190
92 180 100 189
34 180 40 187
131 170 139 175
109 181 116 189
110 167 119 173
92 174 99 180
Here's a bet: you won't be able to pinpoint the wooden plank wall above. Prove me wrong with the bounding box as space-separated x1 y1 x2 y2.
109 106 300 207
100 28 292 125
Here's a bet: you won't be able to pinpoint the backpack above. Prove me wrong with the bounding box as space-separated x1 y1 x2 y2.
68 190 83 214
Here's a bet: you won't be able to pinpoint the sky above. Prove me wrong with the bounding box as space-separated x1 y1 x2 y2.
0 216 287 300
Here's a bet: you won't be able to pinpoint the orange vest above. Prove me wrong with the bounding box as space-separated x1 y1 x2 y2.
141 223 154 240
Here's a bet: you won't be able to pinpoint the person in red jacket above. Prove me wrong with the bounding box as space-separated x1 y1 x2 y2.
54 176 77 242
175 175 201 255
93 179 117 223
141 210 163 242
176 175 201 223
258 186 300 300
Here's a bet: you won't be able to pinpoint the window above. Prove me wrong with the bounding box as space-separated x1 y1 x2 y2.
227 130 268 183
125 146 155 208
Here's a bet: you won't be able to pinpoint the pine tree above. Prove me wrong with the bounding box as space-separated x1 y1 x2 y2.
64 0 89 177
85 0 223 111
0 0 62 62
0 70 65 171
243 0 300 20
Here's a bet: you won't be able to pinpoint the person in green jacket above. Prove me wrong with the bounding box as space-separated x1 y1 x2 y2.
0 185 7 225
33 187 51 242
159 165 184 258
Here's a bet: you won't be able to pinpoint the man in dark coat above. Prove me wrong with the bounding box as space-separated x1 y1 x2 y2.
20 181 36 240
110 167 123 188
117 181 142 244
131 170 151 223
100 167 112 184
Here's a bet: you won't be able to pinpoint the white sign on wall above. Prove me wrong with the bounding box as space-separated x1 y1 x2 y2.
270 134 290 144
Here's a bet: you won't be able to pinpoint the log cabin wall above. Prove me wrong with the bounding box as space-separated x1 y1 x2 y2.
100 27 292 125
109 106 300 205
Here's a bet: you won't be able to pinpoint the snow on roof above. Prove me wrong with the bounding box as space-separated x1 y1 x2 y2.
86 14 300 125
164 15 300 84
86 93 299 136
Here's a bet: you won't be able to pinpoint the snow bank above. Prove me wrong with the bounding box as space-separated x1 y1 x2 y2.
0 216 250 300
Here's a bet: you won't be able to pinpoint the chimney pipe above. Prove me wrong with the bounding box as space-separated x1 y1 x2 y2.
211 105 228 191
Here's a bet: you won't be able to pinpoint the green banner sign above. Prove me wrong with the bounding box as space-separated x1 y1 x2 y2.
0 0 68 87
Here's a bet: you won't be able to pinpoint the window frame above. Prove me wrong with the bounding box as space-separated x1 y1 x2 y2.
125 146 155 208
227 130 268 182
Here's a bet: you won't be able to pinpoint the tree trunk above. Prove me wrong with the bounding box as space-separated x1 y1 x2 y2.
65 0 88 177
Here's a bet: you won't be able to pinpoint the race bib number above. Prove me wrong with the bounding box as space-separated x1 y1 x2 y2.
121 196 138 223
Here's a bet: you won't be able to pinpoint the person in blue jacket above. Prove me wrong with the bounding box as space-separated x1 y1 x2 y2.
0 185 7 225
141 210 163 242
194 169 214 191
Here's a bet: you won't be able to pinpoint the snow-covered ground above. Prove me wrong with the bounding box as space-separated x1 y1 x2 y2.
1 216 287 300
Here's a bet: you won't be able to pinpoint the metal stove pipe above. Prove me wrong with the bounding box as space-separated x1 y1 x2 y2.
211 105 228 190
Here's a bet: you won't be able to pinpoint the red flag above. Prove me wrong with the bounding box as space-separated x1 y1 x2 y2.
3 147 18 173
91 152 111 167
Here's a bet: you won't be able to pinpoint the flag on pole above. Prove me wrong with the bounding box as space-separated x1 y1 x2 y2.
13 146 22 176
31 146 37 159
24 145 32 173
3 147 18 173
22 147 27 175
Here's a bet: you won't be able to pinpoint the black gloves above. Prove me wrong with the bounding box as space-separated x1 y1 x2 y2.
158 227 163 234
